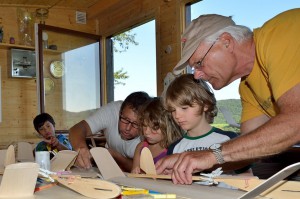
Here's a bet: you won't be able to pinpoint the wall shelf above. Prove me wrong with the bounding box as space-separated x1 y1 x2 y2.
44 48 63 54
0 43 34 50
0 43 62 54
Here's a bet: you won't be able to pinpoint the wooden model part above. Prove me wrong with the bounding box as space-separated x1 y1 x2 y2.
0 150 7 174
91 147 245 199
0 162 39 198
127 172 260 188
136 145 261 188
90 147 125 180
237 162 300 199
127 167 300 199
16 142 34 162
127 173 203 181
0 145 16 175
90 147 300 199
55 176 121 199
4 145 15 167
50 150 78 172
137 149 300 199
140 147 156 175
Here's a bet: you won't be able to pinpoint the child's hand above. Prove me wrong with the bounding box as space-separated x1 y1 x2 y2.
131 167 141 174
44 136 59 148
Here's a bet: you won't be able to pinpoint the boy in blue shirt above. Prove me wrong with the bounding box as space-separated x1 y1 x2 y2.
33 113 72 158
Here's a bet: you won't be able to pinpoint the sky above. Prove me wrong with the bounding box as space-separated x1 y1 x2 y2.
113 0 300 101
113 21 156 100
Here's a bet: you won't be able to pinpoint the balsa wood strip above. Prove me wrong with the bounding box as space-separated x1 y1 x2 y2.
127 173 202 181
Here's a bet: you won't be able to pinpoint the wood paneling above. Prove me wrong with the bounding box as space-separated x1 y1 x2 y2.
0 0 193 147
0 0 101 9
0 6 97 147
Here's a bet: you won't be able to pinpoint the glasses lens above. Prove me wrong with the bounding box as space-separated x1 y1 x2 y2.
131 123 139 129
120 116 139 129
120 116 129 124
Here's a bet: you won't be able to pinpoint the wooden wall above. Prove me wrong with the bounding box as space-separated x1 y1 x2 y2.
0 0 196 147
0 6 96 147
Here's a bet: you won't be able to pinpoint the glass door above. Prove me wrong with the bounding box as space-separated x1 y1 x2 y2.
35 24 102 131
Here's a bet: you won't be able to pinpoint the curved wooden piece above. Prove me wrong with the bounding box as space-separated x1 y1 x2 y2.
56 177 121 199
140 147 156 175
4 145 15 167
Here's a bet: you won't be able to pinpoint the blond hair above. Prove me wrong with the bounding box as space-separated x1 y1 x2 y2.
163 74 217 123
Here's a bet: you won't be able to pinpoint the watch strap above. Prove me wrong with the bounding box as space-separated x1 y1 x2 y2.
211 146 225 164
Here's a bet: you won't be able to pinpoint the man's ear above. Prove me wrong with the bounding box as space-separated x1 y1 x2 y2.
219 32 233 51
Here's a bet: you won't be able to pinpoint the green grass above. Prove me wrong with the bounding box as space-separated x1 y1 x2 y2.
212 123 228 128
212 123 241 134
212 99 242 133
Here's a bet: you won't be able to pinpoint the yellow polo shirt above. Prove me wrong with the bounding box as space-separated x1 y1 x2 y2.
240 8 300 122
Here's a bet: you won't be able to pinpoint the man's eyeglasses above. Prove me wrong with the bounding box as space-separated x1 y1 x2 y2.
194 40 217 70
119 115 139 129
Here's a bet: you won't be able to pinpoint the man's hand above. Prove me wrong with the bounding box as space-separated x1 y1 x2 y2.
156 151 216 184
156 153 180 175
75 147 92 169
69 120 93 169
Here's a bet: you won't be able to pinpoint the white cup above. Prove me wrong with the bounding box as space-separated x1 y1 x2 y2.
35 151 50 170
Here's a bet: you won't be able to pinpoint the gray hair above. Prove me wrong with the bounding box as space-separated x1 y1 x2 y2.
205 25 253 43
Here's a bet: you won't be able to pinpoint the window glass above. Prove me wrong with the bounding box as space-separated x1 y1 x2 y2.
112 20 157 100
37 25 101 130
63 43 100 112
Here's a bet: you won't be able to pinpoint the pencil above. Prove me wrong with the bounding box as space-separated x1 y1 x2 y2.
34 182 57 192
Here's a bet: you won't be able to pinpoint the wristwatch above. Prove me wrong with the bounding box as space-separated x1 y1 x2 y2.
209 143 225 164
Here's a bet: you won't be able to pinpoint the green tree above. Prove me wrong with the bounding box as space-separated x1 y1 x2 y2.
114 68 129 86
112 30 138 86
112 30 139 53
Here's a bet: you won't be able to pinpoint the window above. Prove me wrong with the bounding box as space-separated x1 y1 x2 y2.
109 20 157 101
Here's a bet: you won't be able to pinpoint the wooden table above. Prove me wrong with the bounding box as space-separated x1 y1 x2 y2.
34 178 246 199
0 167 250 199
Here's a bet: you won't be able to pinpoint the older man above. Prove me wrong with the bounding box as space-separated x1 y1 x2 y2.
156 9 300 184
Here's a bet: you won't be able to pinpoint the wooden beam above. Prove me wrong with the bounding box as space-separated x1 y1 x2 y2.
87 0 131 19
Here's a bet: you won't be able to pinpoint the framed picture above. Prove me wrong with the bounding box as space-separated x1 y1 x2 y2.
11 48 36 78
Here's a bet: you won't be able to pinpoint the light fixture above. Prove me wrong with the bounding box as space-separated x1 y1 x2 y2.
36 8 49 24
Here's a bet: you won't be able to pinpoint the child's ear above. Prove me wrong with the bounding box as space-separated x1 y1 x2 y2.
204 105 209 112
